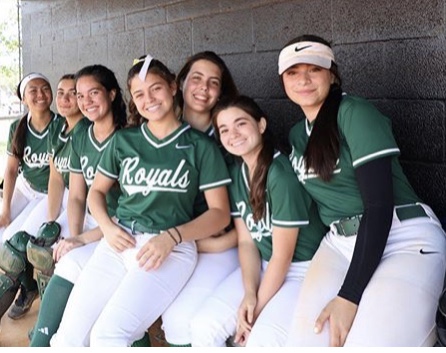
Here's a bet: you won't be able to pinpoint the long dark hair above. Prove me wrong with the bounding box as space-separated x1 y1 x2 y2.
212 95 275 222
12 74 52 159
177 51 239 111
74 65 127 129
281 34 343 182
127 56 179 127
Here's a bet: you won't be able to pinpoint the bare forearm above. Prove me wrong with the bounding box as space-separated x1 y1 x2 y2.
196 228 238 253
47 178 65 221
175 208 230 242
87 188 115 233
68 198 86 237
2 167 18 214
77 226 103 244
255 255 291 315
239 241 261 296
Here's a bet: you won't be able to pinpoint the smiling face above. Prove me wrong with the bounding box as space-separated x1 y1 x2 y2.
182 59 222 116
22 78 52 114
56 78 81 119
129 72 177 123
76 75 115 123
282 63 334 122
216 106 266 162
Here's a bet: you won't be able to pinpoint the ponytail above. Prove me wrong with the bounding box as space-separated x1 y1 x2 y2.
11 114 28 159
303 84 342 181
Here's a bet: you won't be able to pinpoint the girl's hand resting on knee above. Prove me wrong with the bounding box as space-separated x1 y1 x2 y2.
136 232 175 271
104 223 136 253
53 237 85 262
234 292 257 346
314 296 358 347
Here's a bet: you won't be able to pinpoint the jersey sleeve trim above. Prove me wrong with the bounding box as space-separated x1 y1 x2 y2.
97 166 118 180
231 211 241 217
272 219 309 227
199 178 232 191
69 166 83 173
352 148 400 167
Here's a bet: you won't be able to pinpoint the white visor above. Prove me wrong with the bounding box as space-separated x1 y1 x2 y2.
19 73 50 99
278 41 335 75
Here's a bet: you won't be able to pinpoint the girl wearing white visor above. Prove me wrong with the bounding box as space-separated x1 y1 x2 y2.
280 34 446 347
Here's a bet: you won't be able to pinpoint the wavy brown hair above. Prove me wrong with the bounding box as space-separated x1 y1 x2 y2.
213 95 275 222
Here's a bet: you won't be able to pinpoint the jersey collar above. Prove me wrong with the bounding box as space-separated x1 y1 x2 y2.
141 121 191 149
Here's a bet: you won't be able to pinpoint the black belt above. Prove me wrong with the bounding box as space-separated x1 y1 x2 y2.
333 204 429 237
118 220 161 235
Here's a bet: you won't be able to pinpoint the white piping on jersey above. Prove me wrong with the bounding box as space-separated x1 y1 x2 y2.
69 166 83 173
141 124 191 148
241 151 281 191
97 165 118 179
207 126 215 137
305 119 313 136
231 211 241 217
27 112 52 139
241 163 250 191
58 121 69 143
352 148 400 167
88 125 112 152
273 219 309 227
199 178 232 191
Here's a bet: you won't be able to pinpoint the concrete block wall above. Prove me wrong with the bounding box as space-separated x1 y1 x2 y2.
21 0 446 218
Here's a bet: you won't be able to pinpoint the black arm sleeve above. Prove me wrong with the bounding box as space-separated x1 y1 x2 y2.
337 156 394 304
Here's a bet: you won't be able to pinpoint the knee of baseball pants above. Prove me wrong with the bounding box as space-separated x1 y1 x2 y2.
190 308 236 347
53 242 98 284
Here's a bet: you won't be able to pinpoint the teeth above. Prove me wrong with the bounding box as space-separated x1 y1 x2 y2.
231 140 244 147
147 104 160 112
193 94 207 102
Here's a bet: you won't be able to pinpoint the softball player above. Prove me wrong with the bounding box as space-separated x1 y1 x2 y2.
50 56 231 347
0 73 61 320
30 65 127 347
161 51 239 347
279 34 446 346
23 75 90 299
190 95 326 347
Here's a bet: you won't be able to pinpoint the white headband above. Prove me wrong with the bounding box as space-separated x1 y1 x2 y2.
19 73 50 99
137 55 154 81
278 41 335 75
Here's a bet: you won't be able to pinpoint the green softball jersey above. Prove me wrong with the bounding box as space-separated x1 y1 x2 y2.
97 122 231 231
6 112 61 193
289 95 420 226
48 117 90 188
69 124 120 216
229 152 327 262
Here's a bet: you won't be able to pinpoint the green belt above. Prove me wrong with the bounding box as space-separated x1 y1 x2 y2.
118 220 161 235
333 204 429 237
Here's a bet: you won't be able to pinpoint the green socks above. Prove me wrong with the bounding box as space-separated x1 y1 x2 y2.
29 275 73 347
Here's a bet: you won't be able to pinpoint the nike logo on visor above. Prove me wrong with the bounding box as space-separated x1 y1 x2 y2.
295 45 312 52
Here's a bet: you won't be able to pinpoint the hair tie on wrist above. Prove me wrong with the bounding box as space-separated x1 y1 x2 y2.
172 226 182 244
166 229 178 246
